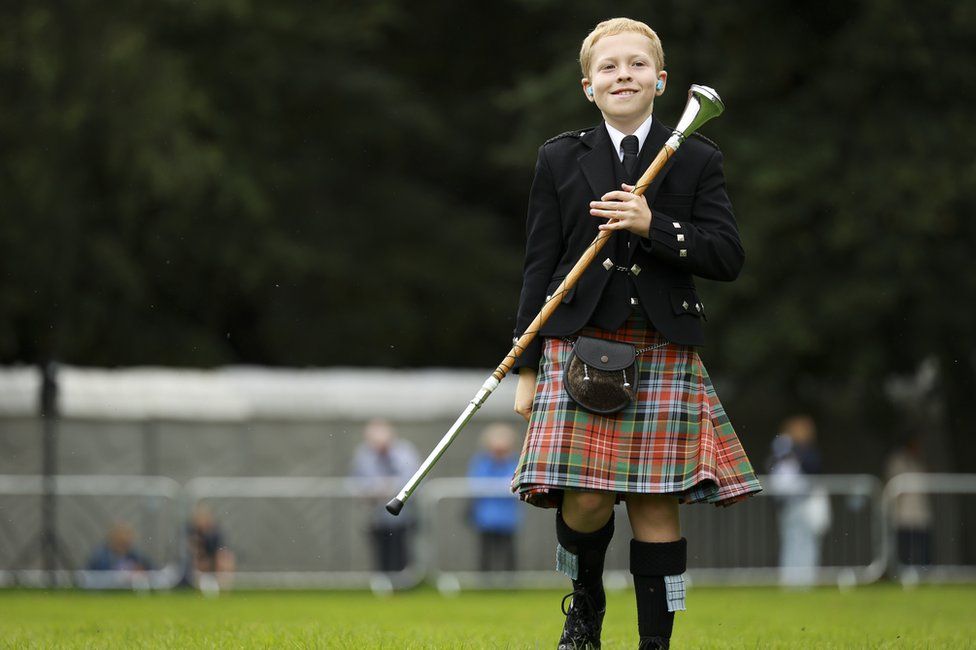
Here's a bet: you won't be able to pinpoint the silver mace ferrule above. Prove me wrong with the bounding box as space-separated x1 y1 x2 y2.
665 84 725 150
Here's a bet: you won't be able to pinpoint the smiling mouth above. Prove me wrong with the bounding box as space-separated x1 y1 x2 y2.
611 89 639 97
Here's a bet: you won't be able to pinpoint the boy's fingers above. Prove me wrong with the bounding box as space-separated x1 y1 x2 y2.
600 190 635 202
591 200 635 210
590 208 626 218
590 201 627 211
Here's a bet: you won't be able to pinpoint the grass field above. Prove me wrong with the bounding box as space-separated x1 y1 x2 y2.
1 584 974 648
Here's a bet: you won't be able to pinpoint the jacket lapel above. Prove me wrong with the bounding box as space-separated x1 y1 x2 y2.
635 118 674 205
627 120 682 261
578 125 616 200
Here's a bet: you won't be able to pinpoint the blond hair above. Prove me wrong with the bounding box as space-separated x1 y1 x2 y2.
579 18 665 78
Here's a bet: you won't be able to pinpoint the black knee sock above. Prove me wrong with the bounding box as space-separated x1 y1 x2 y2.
556 509 615 608
630 537 687 640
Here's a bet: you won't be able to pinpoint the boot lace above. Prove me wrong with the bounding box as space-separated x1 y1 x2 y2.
558 589 603 648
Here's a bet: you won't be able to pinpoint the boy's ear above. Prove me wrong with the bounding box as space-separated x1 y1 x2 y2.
581 79 594 102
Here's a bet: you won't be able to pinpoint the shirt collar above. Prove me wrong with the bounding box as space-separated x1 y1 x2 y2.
604 114 654 161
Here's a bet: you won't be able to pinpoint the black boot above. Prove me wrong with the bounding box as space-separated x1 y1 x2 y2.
630 537 687 650
555 510 614 649
558 589 606 650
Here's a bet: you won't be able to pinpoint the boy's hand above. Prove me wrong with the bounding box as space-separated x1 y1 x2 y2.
514 368 538 422
589 183 653 237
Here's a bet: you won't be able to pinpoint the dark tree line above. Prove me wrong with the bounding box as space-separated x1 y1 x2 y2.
2 1 975 471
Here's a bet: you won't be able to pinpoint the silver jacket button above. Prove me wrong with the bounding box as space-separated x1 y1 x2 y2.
676 234 685 242
673 221 681 229
682 300 690 310
630 264 641 276
679 249 688 258
602 258 614 271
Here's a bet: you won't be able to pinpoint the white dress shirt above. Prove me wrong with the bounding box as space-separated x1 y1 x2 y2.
604 114 654 162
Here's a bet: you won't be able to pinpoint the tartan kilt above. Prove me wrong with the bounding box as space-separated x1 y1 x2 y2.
511 311 762 509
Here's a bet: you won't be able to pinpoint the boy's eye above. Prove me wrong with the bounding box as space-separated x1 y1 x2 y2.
633 61 646 67
601 64 615 71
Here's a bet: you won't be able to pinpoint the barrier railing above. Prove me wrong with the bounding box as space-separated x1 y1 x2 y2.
882 472 976 583
421 477 569 592
0 475 183 588
0 473 971 589
183 477 425 590
422 474 886 590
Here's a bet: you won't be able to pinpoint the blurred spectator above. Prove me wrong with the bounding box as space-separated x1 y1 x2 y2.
185 503 236 594
84 521 153 589
467 423 522 572
87 521 153 572
886 435 933 569
767 414 830 588
350 418 420 578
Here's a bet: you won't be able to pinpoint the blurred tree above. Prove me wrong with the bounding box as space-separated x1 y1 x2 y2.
1 1 974 471
0 0 521 367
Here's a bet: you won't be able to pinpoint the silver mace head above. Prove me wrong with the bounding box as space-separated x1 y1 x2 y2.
667 84 725 149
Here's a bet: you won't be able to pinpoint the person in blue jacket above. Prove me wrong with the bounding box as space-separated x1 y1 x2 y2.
87 521 153 573
467 423 522 571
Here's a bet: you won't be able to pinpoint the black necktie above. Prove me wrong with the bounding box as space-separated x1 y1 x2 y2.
621 135 639 181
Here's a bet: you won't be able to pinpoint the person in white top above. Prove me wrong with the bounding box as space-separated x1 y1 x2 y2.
885 435 933 567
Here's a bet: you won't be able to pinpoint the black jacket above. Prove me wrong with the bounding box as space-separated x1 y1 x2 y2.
513 118 744 370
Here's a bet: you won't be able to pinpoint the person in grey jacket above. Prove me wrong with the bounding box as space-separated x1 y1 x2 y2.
350 418 420 574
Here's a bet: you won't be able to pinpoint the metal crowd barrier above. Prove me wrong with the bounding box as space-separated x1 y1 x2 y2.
183 477 425 590
421 477 569 592
423 474 886 590
0 475 183 588
882 472 976 583
0 473 972 589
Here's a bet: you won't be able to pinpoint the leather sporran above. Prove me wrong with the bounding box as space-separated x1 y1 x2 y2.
563 336 638 414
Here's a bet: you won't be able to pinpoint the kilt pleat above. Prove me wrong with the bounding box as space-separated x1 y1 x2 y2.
511 312 762 508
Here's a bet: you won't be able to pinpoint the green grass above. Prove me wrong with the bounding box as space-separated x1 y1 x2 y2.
1 584 974 648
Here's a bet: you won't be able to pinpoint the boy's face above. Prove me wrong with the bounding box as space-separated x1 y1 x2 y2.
582 32 665 128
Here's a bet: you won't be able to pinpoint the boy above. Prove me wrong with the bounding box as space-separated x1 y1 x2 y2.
510 18 762 649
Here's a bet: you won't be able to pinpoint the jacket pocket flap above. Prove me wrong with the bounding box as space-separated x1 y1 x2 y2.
670 287 705 318
573 337 635 371
546 277 576 304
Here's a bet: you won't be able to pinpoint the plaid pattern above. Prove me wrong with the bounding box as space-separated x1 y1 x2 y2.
512 311 762 508
664 574 687 612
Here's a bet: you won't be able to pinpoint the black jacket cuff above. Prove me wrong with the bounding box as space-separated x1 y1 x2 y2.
641 210 693 266
511 335 542 372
